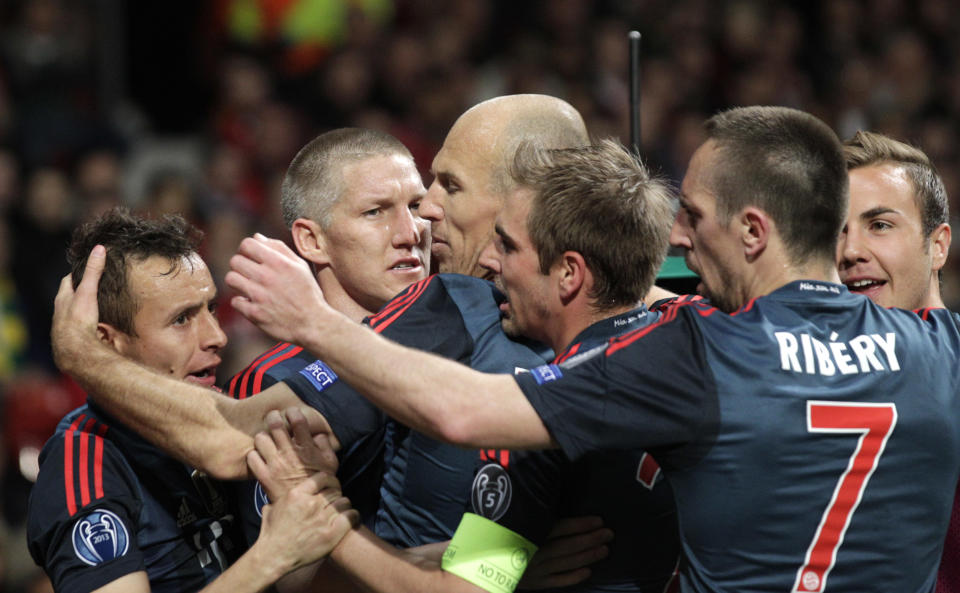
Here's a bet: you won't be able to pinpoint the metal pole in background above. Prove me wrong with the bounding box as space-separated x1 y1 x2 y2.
628 30 641 155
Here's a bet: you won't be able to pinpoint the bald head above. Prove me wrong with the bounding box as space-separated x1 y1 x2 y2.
423 94 590 279
454 95 590 195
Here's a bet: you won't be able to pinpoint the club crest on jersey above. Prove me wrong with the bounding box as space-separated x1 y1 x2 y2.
530 364 562 385
299 360 339 392
471 463 512 521
254 481 270 518
72 509 129 566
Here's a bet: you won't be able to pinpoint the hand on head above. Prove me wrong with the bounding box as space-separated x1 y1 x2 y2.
51 245 107 377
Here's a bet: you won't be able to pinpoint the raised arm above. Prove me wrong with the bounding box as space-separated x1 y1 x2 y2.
226 235 553 450
51 246 320 479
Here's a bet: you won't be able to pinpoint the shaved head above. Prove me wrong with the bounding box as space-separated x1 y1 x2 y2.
454 95 590 194
424 94 589 279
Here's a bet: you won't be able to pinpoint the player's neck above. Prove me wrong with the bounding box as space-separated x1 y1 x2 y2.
554 302 637 354
921 277 946 309
315 273 378 323
750 250 840 301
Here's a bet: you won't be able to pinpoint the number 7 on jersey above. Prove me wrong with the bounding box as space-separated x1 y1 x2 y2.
793 401 897 593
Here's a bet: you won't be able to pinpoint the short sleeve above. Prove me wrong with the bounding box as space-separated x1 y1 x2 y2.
28 434 145 593
515 311 715 462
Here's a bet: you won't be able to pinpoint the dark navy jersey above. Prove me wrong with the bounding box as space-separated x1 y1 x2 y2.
27 402 243 593
284 274 550 546
472 307 680 593
516 281 960 593
223 342 385 543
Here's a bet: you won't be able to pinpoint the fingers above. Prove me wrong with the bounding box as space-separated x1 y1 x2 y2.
76 245 106 302
298 407 340 450
522 567 592 590
337 509 362 530
287 407 314 450
267 409 296 456
521 519 612 590
298 471 342 496
541 526 613 558
532 541 609 573
253 430 280 462
288 407 339 472
545 515 604 538
246 449 271 488
54 274 75 307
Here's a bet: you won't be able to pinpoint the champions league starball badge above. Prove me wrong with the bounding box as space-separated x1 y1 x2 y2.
471 463 512 522
72 509 130 565
254 481 270 518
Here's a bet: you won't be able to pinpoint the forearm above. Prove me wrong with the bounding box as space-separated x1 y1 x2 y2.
198 538 291 593
227 234 553 449
303 314 550 449
330 527 480 593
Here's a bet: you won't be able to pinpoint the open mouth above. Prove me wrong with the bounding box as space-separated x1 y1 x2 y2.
391 260 422 271
845 278 886 292
186 365 219 387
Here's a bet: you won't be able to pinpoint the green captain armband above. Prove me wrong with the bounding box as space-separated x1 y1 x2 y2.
441 513 538 593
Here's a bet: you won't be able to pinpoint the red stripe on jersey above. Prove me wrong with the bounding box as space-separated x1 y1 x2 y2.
606 311 671 356
93 435 105 500
79 432 91 507
606 298 712 356
479 449 511 469
252 344 303 394
636 452 661 489
236 342 288 399
370 276 434 328
731 296 757 315
369 276 436 333
553 342 581 365
63 415 87 516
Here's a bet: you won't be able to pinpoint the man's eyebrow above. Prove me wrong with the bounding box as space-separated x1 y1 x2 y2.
494 223 517 249
860 206 898 220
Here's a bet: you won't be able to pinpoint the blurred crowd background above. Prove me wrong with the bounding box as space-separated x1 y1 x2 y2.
0 0 958 589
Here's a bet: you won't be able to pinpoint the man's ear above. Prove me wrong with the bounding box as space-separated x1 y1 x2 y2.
291 218 329 266
741 207 771 261
97 322 130 355
930 222 951 272
556 251 588 303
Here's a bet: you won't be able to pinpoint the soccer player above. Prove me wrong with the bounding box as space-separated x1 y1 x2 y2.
26 209 355 593
837 130 951 310
47 97 599 583
223 106 960 593
222 127 429 546
253 139 682 593
835 131 956 592
276 94 588 547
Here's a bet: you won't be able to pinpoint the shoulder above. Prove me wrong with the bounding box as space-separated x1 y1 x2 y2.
224 342 310 399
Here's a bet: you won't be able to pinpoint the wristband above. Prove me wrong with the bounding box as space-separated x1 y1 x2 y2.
441 513 538 593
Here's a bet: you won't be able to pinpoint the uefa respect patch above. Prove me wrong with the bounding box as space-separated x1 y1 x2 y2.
530 364 562 384
298 360 339 392
72 509 130 566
